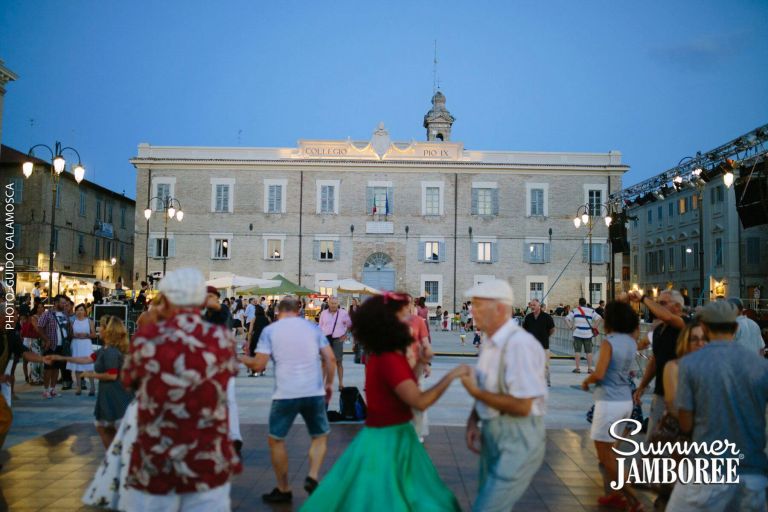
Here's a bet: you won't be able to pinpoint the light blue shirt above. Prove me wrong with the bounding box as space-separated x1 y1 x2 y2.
733 316 764 356
257 317 329 400
593 332 635 402
245 303 256 323
677 341 768 475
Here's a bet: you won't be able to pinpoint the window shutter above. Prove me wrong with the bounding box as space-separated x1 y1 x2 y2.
276 186 283 213
313 240 320 260
148 239 154 258
471 188 479 215
491 189 500 216
417 242 424 262
470 242 478 262
438 241 446 262
582 244 589 263
168 238 176 257
366 187 374 214
333 240 340 260
523 244 531 263
544 243 551 263
491 242 499 263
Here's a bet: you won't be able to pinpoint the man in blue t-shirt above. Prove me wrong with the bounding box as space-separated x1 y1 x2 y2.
668 301 768 511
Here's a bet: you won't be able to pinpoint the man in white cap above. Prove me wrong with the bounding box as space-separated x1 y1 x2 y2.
459 279 548 512
122 268 241 512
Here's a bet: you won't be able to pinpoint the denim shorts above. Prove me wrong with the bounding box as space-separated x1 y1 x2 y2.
269 396 330 440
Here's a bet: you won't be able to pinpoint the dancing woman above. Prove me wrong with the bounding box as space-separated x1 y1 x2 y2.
301 292 466 511
50 316 134 448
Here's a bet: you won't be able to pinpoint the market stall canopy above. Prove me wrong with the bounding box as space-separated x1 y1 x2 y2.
319 278 381 295
238 274 318 296
206 274 281 290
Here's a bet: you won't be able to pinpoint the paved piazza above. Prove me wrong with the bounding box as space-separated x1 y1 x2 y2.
1 330 657 511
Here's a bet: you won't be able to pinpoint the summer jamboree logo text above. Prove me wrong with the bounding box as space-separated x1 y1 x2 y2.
609 419 743 490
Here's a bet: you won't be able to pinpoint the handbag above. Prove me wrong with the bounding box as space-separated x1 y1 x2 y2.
646 410 689 496
578 307 599 337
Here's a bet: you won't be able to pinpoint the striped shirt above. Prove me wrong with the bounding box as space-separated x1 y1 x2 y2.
567 306 601 339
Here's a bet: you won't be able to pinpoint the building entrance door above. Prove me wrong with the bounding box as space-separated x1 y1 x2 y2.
362 252 395 292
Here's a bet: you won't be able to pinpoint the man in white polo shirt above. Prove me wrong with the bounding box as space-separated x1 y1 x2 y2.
460 279 548 512
240 296 336 504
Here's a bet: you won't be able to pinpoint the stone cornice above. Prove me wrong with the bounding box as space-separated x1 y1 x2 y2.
0 60 18 86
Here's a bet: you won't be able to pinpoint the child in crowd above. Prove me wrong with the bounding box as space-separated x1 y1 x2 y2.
50 316 134 448
441 310 449 331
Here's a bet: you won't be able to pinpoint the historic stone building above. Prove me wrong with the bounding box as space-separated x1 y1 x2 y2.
626 171 768 305
1 145 137 297
131 92 628 310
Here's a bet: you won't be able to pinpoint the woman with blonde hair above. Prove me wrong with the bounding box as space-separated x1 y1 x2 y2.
50 315 134 448
662 319 708 416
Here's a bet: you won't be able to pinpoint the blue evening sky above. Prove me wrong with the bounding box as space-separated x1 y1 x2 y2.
1 0 767 199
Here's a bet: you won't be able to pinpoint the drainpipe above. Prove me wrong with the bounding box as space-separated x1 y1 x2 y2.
145 168 151 282
452 173 458 312
298 171 304 285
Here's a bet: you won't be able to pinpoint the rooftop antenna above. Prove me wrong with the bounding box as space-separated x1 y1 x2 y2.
432 40 440 93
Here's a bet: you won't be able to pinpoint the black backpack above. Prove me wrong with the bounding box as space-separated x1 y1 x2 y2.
339 386 367 421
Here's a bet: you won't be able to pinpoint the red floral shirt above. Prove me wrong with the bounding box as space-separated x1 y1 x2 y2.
122 309 241 494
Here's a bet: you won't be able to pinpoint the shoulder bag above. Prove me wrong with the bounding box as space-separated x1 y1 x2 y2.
578 307 599 337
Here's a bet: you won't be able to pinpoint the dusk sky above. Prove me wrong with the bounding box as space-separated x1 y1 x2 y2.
1 1 767 199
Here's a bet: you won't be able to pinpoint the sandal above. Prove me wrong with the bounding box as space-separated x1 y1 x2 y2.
572 368 581 373
587 369 593 374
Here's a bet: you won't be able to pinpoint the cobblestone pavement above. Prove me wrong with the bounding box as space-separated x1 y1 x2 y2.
0 423 654 511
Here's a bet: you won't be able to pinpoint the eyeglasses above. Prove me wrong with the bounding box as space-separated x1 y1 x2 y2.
658 300 669 306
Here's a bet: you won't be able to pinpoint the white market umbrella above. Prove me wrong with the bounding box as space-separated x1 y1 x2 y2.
206 275 281 291
320 278 381 295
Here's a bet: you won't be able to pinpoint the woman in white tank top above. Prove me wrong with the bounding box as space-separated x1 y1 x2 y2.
67 304 97 395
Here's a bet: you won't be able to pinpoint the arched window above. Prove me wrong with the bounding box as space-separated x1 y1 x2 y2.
364 252 393 271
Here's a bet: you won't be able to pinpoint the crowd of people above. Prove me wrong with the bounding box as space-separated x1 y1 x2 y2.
1 271 767 511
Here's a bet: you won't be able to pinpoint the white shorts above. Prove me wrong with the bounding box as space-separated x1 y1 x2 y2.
123 482 231 512
590 400 632 442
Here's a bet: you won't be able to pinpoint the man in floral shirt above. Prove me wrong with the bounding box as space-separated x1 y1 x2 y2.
122 268 241 511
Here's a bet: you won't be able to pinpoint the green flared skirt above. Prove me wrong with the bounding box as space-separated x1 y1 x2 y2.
301 422 461 512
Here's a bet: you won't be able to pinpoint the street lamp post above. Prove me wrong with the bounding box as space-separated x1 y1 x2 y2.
574 203 612 305
22 142 86 301
144 196 183 277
